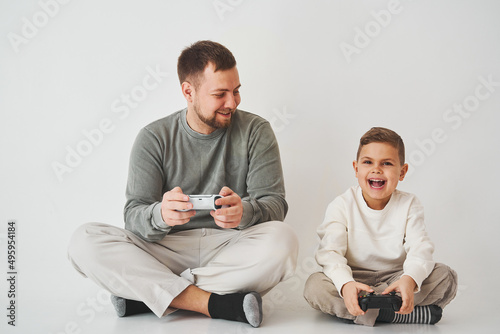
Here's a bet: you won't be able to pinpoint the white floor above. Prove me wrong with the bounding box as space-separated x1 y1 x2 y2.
5 302 494 334
2 271 497 334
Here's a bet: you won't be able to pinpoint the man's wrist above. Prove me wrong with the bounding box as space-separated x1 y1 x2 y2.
235 201 252 229
152 202 171 232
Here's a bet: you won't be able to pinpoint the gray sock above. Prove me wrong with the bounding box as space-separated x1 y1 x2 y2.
243 292 263 328
110 295 126 317
110 295 151 317
208 291 263 328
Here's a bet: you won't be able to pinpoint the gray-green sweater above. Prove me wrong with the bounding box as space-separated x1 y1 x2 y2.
124 108 288 241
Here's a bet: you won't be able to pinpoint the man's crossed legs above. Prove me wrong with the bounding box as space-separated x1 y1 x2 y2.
68 221 298 327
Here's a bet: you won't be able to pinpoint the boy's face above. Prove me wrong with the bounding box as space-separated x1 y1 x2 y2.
353 142 408 210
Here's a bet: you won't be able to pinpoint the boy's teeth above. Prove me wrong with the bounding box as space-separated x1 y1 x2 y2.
369 180 385 188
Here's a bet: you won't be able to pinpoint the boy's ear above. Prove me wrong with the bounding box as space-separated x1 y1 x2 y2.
399 163 409 181
353 160 358 177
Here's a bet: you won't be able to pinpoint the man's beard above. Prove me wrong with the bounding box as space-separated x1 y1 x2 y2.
193 101 233 130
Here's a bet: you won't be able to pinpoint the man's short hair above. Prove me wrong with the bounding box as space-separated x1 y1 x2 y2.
177 40 236 88
356 127 405 165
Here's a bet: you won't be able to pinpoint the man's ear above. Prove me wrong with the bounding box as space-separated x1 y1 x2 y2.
181 81 194 103
399 163 409 181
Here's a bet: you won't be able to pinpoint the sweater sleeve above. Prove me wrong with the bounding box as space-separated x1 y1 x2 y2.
402 196 435 290
315 198 354 295
123 128 172 241
237 121 288 229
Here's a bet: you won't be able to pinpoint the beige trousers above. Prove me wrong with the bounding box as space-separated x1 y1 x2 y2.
304 263 458 326
68 221 299 317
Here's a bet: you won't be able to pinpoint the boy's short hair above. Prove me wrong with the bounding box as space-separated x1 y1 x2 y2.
356 127 405 165
177 40 236 88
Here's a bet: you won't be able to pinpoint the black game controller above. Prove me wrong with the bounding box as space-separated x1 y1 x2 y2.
358 292 402 312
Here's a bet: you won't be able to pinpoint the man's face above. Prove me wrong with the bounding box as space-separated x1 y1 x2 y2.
353 142 408 210
186 62 241 134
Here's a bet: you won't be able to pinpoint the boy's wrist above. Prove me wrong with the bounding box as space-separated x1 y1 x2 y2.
400 275 417 291
340 281 355 297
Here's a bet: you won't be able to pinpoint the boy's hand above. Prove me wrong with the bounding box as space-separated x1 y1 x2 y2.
341 281 374 316
382 275 417 314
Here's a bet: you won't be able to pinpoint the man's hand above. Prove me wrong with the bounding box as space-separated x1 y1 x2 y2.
210 186 243 229
161 187 196 226
341 281 374 316
382 275 417 314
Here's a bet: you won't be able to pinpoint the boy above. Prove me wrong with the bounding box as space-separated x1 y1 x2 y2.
303 127 457 326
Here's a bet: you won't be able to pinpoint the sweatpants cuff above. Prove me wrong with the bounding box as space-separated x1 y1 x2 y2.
151 276 192 317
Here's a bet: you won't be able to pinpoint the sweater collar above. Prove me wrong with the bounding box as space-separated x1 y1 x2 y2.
356 185 397 215
180 108 227 140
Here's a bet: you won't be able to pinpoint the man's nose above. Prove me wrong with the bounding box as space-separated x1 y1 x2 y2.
224 94 237 110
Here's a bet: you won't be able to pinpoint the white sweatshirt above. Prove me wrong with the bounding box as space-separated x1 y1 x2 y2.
316 186 435 293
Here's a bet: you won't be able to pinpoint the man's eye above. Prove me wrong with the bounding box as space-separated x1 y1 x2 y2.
213 94 224 98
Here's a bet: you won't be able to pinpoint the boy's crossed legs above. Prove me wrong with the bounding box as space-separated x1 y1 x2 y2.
304 263 458 326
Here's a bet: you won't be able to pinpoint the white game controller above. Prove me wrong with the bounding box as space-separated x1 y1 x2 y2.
178 195 226 211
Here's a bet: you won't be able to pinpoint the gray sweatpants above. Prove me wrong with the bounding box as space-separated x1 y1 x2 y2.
68 221 298 317
303 263 458 326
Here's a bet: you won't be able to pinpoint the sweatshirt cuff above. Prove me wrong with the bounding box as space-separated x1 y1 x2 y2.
152 202 171 233
326 268 354 298
402 264 434 292
237 201 254 230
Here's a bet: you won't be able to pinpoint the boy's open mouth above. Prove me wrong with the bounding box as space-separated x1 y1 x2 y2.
368 179 386 189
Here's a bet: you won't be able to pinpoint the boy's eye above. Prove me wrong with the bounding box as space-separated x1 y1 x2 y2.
383 162 394 166
362 160 372 164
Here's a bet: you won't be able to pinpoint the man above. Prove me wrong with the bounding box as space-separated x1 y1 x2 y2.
68 40 298 328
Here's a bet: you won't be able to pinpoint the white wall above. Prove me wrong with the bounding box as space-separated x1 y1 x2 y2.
1 0 499 331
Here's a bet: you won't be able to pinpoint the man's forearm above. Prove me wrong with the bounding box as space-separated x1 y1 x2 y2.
124 201 170 241
238 195 288 229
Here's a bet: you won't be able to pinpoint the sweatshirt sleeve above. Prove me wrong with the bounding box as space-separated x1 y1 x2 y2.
402 196 435 290
315 198 354 295
237 121 288 229
123 127 172 241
